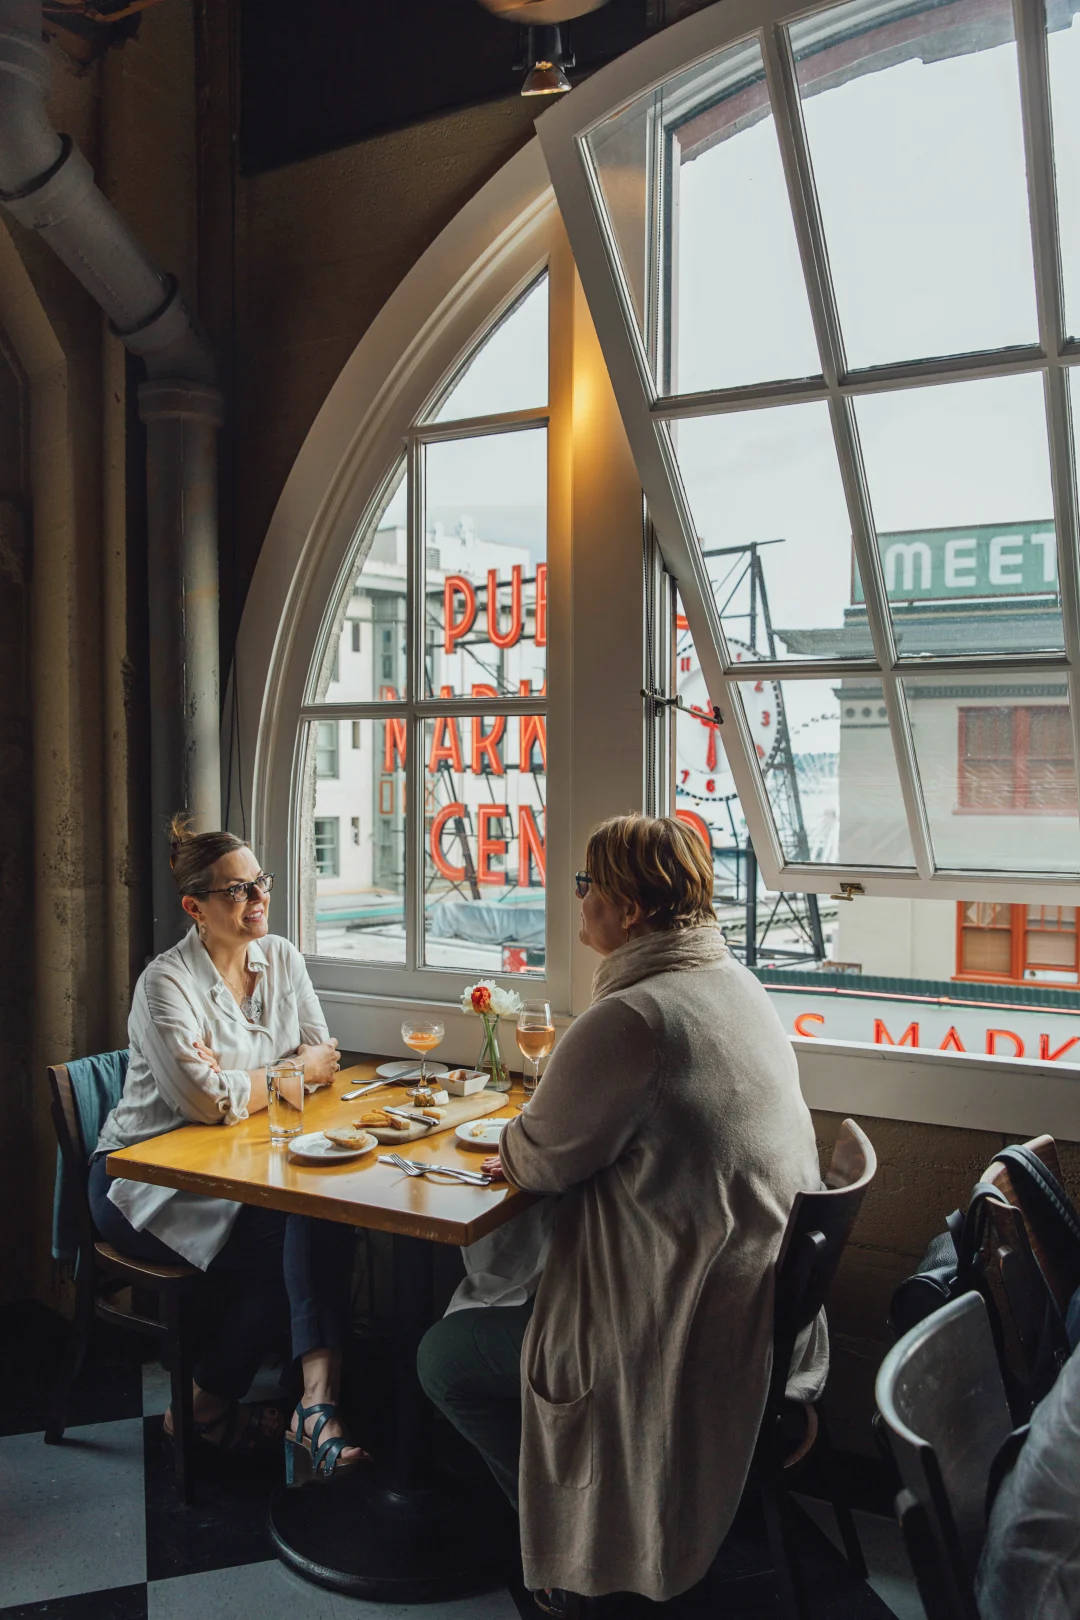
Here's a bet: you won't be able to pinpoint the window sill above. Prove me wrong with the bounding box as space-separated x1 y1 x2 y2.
795 1036 1080 1139
312 984 1080 1140
953 972 1079 989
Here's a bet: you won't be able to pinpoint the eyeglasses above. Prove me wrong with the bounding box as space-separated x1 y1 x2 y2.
574 872 592 899
198 873 275 904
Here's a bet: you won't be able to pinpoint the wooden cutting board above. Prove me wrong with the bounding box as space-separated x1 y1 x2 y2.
331 1088 507 1144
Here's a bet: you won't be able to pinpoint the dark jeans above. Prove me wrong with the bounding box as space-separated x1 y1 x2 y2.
417 1300 533 1509
89 1155 354 1403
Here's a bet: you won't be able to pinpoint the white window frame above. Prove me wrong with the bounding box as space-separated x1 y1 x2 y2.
227 142 646 1056
536 0 1080 905
227 135 1080 1131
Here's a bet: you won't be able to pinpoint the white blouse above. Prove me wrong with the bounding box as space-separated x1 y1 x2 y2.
96 928 330 1268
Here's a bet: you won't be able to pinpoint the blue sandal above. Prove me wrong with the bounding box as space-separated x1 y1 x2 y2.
283 1399 370 1485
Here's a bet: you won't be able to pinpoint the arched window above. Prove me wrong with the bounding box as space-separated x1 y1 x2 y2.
233 147 645 1049
296 277 553 984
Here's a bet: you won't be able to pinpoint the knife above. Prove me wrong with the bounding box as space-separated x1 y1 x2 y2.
341 1079 388 1102
383 1105 440 1129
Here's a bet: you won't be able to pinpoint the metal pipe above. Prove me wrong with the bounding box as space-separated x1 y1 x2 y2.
0 0 223 951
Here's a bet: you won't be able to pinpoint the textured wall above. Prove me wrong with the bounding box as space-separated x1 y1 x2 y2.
0 0 197 1305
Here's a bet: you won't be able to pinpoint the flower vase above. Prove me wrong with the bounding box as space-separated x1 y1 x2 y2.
476 1012 510 1091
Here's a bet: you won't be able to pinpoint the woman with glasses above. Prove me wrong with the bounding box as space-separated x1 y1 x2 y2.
90 818 367 1480
419 814 825 1617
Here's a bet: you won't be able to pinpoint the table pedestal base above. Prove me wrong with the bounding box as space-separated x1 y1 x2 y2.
268 1467 517 1602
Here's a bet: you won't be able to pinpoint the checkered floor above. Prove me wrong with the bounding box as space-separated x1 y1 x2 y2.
1 1303 922 1619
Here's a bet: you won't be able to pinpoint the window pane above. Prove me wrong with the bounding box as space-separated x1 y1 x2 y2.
433 274 548 422
789 0 1037 368
959 912 1013 975
423 712 546 975
423 427 547 698
297 720 406 964
1047 8 1080 341
584 37 820 396
675 402 873 661
315 721 339 779
737 676 917 866
854 374 1062 656
905 676 1080 871
313 468 407 703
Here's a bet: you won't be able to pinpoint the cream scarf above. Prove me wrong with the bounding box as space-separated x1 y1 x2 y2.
591 923 729 1003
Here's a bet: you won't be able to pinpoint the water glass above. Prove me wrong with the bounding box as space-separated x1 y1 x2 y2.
267 1057 305 1142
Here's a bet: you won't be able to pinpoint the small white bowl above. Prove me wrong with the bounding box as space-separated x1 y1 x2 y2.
444 1069 488 1096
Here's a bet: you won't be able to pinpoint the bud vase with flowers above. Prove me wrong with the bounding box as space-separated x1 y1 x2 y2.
461 979 522 1091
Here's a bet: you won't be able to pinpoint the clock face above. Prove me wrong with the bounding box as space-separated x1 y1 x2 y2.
674 634 781 803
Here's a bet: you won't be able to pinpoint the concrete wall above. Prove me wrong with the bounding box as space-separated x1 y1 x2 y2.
0 1 196 1305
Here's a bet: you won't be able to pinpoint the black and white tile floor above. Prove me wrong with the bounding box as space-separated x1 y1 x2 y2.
0 1304 923 1620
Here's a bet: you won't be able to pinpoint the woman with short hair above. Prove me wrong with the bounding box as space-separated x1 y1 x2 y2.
91 818 366 1480
419 813 825 1613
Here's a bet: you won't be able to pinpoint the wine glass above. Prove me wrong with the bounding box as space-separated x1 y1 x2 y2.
400 1016 444 1103
516 1001 554 1100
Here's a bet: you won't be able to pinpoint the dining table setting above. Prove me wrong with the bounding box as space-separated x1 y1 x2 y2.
105 1054 536 1601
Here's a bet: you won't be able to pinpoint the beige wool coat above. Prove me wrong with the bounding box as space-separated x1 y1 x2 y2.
498 926 826 1601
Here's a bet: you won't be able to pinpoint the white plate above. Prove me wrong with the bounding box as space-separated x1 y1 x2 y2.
455 1118 509 1150
288 1129 378 1162
375 1060 450 1081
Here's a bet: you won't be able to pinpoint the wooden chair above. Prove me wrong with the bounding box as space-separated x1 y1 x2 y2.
45 1060 202 1502
876 1292 1013 1620
744 1117 878 1620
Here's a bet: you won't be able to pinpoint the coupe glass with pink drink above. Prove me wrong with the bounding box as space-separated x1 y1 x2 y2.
400 1017 445 1103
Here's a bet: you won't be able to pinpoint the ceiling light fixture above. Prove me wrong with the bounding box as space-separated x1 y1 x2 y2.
518 24 574 96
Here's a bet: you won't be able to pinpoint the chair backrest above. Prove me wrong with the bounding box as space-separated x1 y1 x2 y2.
772 1117 877 1367
876 1292 1012 1620
49 1051 129 1264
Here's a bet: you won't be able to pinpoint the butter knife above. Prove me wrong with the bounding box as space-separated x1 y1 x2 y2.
341 1079 388 1102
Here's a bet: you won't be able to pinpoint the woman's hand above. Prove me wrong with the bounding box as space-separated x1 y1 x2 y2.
481 1154 506 1179
295 1038 341 1087
193 1038 222 1073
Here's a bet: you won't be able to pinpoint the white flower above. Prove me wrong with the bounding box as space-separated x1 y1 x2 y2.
461 978 523 1018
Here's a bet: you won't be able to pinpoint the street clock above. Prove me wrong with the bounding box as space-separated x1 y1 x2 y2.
674 632 781 803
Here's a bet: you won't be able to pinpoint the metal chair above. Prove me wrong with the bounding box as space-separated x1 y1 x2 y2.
45 1059 202 1502
876 1292 1013 1620
746 1117 878 1620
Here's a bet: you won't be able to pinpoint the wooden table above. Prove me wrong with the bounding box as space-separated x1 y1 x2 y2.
107 1057 533 1246
106 1058 533 1601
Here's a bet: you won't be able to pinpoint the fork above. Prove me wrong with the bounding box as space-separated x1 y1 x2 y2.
378 1153 491 1186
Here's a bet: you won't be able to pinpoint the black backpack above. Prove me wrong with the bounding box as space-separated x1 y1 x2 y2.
889 1146 1080 1410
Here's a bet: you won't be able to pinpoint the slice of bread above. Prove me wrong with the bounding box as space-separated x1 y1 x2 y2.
323 1124 372 1148
357 1108 409 1131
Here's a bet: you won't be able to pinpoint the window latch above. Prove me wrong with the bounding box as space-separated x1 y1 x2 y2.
829 882 865 902
640 688 723 725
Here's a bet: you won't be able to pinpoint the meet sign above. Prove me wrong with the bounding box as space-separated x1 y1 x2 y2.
853 520 1057 604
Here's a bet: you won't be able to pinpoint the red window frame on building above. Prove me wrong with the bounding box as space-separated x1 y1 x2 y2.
955 901 1080 984
958 706 1077 814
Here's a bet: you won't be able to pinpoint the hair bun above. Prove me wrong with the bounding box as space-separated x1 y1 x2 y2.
167 812 193 869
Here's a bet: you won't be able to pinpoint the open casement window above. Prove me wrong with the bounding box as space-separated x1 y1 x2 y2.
296 273 561 997
538 0 1080 903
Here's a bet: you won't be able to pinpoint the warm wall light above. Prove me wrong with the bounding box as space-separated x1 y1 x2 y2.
518 25 574 95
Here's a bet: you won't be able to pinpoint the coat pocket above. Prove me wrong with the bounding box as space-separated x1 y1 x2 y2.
522 1376 594 1490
